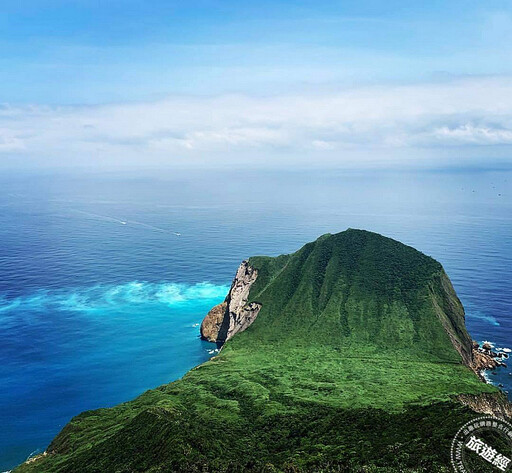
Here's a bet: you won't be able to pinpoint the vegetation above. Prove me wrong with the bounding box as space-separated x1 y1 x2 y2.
16 230 498 472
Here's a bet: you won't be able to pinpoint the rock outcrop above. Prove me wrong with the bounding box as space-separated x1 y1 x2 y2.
468 341 510 382
200 302 228 342
200 260 261 344
457 392 512 419
472 346 500 373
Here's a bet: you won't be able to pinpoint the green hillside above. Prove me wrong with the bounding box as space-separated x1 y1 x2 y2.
16 230 500 473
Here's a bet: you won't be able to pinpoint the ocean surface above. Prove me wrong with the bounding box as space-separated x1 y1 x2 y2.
0 168 511 470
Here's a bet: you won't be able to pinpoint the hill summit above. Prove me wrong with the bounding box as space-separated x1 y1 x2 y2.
203 229 474 367
17 229 506 473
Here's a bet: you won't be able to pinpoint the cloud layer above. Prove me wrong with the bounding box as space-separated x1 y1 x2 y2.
2 76 512 169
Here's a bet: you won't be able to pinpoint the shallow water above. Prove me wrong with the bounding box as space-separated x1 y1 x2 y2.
0 168 511 470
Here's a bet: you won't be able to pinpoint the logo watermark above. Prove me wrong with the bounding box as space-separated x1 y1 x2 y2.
452 416 512 472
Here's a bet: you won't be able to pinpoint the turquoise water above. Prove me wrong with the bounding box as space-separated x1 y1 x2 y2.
0 281 228 470
0 169 511 470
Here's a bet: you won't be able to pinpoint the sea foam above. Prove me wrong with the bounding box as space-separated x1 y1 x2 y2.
0 281 229 317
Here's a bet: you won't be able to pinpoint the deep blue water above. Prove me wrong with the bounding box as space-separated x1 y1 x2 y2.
0 168 511 471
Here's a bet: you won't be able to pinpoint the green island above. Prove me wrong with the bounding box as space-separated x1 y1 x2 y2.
17 229 509 473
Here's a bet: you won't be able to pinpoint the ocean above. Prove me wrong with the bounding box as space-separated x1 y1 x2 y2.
0 168 511 471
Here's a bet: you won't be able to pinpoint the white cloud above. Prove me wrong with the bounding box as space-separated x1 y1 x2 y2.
425 124 512 145
0 135 25 152
1 76 512 169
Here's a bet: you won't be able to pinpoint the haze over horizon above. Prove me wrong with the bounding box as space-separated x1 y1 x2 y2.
2 1 512 171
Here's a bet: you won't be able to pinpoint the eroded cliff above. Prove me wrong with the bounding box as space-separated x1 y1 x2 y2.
200 260 261 343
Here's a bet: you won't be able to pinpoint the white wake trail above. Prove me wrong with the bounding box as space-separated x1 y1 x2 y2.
71 210 180 236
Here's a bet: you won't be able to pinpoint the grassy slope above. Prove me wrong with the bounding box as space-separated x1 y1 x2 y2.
16 230 497 473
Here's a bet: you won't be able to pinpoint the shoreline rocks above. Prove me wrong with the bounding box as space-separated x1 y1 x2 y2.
472 346 500 372
471 340 510 383
200 302 228 343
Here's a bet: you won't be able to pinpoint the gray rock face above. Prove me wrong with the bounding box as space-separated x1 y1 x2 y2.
200 260 261 344
457 392 512 420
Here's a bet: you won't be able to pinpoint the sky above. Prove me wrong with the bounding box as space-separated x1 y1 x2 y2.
1 0 512 170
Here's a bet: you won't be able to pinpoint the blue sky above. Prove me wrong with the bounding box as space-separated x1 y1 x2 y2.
2 0 512 103
1 1 512 168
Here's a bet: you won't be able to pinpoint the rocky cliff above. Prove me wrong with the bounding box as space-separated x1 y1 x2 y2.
457 392 512 419
200 260 261 343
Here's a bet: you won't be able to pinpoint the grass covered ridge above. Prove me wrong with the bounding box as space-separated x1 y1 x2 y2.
16 230 498 473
